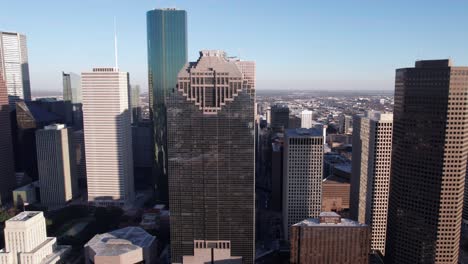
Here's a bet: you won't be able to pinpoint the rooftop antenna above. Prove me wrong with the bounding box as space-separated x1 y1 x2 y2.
114 16 119 69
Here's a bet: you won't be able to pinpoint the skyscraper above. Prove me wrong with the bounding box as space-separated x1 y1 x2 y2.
283 128 323 239
36 124 78 208
130 84 141 124
167 50 255 263
385 59 468 263
147 8 187 202
0 70 15 203
82 67 134 206
351 111 393 255
62 72 82 104
271 104 289 132
300 110 313 128
0 31 31 107
338 114 352 134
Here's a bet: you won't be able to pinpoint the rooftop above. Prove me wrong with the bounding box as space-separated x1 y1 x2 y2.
178 50 242 78
9 211 41 222
293 212 367 227
285 128 323 138
85 226 155 257
44 124 66 130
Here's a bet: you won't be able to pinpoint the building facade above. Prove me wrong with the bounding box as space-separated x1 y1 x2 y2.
0 71 15 203
350 112 393 255
36 124 78 208
300 110 313 128
270 104 289 132
62 72 81 104
167 50 255 263
0 31 31 107
182 240 242 264
283 128 323 239
82 67 134 206
147 8 187 202
339 114 353 134
290 212 370 264
385 60 468 263
0 211 70 264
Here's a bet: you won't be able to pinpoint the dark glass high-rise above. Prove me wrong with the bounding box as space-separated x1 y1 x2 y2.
147 8 187 202
167 50 255 263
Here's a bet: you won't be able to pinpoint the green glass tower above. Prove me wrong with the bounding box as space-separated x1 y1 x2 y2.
147 8 187 202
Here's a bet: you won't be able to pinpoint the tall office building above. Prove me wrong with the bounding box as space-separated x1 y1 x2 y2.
0 71 15 203
0 211 70 263
62 72 81 104
283 128 323 239
130 84 141 124
300 110 313 128
82 67 134 206
147 8 187 201
167 50 255 263
271 104 289 132
350 111 393 255
36 124 78 208
0 31 31 107
386 60 468 263
290 212 370 264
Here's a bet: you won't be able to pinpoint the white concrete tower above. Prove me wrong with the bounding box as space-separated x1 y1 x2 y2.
82 67 134 206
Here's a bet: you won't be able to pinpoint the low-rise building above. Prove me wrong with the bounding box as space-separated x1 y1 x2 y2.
290 212 370 264
84 226 157 264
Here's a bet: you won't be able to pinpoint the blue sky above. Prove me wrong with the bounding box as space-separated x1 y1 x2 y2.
1 0 467 93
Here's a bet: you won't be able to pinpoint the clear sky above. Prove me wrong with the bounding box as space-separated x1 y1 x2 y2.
1 0 467 93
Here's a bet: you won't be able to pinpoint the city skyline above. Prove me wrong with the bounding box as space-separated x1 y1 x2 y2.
1 0 468 93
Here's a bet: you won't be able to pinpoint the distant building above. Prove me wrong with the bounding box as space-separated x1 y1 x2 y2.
386 59 468 263
167 50 255 263
12 182 38 208
0 70 15 203
338 114 352 134
271 136 284 212
73 130 86 189
350 111 393 255
36 124 78 208
182 240 242 264
62 72 81 104
283 128 323 239
300 110 313 128
132 121 153 168
130 85 141 124
271 104 289 132
62 72 83 129
322 175 350 214
327 134 352 148
290 212 370 264
288 115 301 129
82 67 134 206
84 226 157 264
0 211 70 264
0 31 31 108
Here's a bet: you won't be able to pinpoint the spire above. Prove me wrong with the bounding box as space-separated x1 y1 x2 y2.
114 16 118 70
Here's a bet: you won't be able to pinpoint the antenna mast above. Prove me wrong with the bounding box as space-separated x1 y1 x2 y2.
114 17 118 69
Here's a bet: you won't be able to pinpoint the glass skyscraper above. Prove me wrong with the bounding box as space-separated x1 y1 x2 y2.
147 8 187 202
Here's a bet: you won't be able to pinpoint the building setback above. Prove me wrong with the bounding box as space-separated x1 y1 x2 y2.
36 124 78 208
0 31 31 107
0 71 15 203
290 212 370 264
167 50 255 264
385 60 468 263
147 8 187 202
350 111 393 255
82 67 134 206
283 128 323 239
